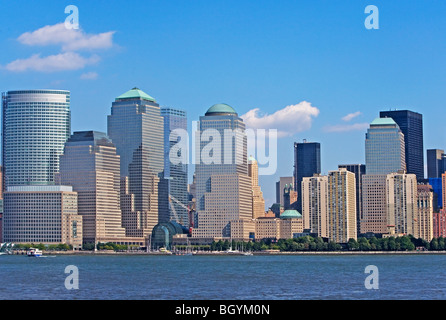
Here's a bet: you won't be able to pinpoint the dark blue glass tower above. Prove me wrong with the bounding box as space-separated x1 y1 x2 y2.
294 141 321 214
379 110 424 180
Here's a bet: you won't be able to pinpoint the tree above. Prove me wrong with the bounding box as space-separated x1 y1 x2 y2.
347 238 359 251
358 237 371 251
430 238 439 251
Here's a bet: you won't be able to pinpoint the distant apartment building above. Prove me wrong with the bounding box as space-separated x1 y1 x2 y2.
2 186 82 249
386 172 418 237
327 168 357 243
433 210 446 238
301 174 329 238
338 164 365 236
417 184 434 241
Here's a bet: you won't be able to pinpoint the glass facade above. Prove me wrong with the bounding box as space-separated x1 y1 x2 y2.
161 108 188 226
380 110 424 180
2 90 71 187
365 119 405 175
294 141 321 213
427 149 445 179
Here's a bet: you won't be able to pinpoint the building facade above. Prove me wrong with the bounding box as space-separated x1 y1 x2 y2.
294 141 321 213
192 104 252 239
386 172 418 237
107 88 164 238
417 184 434 241
338 164 365 237
362 118 406 235
301 174 329 238
2 90 71 187
58 131 127 244
327 168 357 243
427 149 445 179
2 185 82 248
380 110 424 180
248 156 265 219
161 107 188 226
276 176 294 207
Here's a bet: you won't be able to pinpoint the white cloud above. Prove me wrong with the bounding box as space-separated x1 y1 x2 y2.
323 122 369 133
241 101 320 138
5 52 100 73
18 23 115 51
342 111 362 122
80 71 98 80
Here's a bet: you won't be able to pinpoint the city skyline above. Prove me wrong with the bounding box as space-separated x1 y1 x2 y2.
1 1 445 207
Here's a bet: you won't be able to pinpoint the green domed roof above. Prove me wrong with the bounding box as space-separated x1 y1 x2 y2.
205 103 237 116
280 210 302 219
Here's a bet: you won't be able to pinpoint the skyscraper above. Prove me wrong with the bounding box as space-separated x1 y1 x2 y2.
161 108 188 226
380 110 424 180
107 88 164 238
338 164 365 237
365 118 406 175
58 131 127 244
192 103 252 239
301 174 329 238
2 90 71 187
361 118 406 235
327 168 357 243
417 184 434 241
386 172 418 236
248 156 266 219
427 149 445 179
294 141 321 213
275 176 294 206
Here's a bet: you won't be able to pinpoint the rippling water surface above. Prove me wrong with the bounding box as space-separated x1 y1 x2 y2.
1 254 446 300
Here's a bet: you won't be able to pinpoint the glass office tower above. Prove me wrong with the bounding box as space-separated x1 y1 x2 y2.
2 90 71 187
365 117 406 175
294 141 321 213
427 149 445 179
107 88 164 238
362 117 406 235
380 110 424 180
161 107 188 226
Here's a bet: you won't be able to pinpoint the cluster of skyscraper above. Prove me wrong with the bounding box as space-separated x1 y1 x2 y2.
275 110 446 242
0 89 445 249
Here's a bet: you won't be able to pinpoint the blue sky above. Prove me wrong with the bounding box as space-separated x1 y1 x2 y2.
1 0 445 207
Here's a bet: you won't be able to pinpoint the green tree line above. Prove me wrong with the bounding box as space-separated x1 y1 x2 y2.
210 235 446 252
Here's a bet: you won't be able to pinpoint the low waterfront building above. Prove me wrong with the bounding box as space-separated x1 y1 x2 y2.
2 185 83 249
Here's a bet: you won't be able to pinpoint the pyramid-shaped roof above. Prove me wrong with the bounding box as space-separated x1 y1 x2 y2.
116 87 156 102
